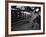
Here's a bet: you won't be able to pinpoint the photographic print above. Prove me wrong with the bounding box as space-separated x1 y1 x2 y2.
11 6 41 31
5 1 45 36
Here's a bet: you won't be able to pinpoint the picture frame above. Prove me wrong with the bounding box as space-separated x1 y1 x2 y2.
5 1 45 36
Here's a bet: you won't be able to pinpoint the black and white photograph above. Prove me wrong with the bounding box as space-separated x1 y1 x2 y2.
11 6 41 31
8 2 45 35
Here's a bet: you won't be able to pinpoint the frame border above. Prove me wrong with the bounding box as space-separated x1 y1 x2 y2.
5 1 45 37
